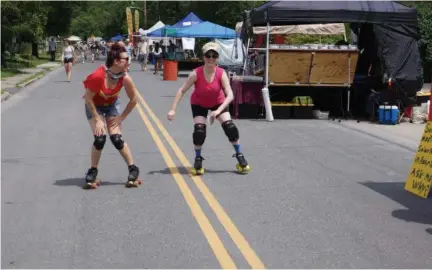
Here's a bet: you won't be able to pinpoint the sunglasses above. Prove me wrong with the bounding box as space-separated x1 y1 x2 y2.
205 53 218 59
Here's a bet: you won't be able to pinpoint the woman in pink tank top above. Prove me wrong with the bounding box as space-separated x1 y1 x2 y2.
167 42 250 175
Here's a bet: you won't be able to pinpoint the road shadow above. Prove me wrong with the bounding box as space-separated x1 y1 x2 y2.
361 181 432 225
426 228 432 235
147 166 240 176
53 80 69 83
53 177 125 188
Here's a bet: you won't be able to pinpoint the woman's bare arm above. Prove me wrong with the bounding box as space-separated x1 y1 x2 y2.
217 71 234 112
170 71 197 111
120 75 139 121
84 89 100 120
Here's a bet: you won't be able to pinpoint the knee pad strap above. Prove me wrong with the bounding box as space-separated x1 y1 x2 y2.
222 120 239 142
110 134 125 150
93 135 107 150
193 123 206 146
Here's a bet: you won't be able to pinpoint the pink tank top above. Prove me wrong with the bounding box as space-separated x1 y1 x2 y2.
190 66 226 108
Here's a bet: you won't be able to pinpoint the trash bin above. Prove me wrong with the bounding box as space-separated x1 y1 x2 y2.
163 59 178 81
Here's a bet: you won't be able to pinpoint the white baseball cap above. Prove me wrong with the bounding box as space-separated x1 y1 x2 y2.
202 42 220 54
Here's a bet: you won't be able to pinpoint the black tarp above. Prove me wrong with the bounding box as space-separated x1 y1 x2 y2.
243 1 424 109
250 1 418 26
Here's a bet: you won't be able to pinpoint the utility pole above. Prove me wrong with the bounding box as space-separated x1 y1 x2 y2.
144 0 147 29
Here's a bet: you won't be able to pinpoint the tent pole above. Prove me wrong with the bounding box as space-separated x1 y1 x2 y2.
262 21 274 121
343 24 347 42
243 38 250 76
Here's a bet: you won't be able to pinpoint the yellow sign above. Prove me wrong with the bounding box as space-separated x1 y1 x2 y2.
404 121 432 198
134 10 139 33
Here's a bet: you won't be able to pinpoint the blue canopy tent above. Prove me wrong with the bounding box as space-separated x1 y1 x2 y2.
110 34 127 42
174 21 236 38
148 12 203 37
171 12 203 27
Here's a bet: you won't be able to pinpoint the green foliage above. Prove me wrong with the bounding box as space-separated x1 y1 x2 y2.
1 1 50 43
69 1 132 39
284 34 345 45
1 0 430 79
401 1 432 81
45 1 84 36
416 3 432 63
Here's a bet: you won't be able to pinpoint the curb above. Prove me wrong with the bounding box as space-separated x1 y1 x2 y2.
1 66 60 103
1 92 11 102
16 74 44 89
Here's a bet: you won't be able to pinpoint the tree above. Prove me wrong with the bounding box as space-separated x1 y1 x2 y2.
1 1 51 59
401 1 432 81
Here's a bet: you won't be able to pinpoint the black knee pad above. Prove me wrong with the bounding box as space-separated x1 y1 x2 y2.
110 134 125 150
193 123 206 146
222 120 239 142
93 135 106 150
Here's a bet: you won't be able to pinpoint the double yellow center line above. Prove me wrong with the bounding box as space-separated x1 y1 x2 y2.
133 90 265 269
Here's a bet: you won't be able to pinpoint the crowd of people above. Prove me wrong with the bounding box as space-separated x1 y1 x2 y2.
57 37 170 82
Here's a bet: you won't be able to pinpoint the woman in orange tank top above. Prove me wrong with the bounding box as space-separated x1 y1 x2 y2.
167 42 250 175
82 43 142 189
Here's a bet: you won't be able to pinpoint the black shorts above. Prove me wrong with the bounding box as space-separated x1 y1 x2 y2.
63 57 73 63
191 104 228 118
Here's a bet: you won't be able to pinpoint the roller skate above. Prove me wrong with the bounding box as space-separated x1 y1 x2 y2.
191 156 205 175
233 153 250 174
125 164 142 188
83 167 101 189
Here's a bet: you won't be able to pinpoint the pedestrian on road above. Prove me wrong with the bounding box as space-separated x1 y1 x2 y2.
152 42 163 75
167 42 250 175
48 38 56 61
138 37 149 72
82 43 142 189
125 39 132 71
61 40 75 82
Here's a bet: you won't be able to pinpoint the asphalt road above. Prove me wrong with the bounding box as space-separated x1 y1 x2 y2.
2 60 431 269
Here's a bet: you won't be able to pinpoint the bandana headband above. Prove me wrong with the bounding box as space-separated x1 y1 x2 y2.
104 66 125 80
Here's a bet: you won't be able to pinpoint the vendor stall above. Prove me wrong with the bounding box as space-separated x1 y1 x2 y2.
239 0 423 121
230 23 350 119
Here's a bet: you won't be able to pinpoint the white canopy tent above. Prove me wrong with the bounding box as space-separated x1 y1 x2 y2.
137 21 166 44
139 21 165 35
66 35 81 42
235 22 346 36
215 38 245 66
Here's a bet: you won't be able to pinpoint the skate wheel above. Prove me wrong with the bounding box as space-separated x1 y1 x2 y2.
236 164 250 174
125 178 142 188
83 179 101 189
191 168 204 175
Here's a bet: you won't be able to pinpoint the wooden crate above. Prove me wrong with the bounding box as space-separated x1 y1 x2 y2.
309 51 358 85
268 49 358 87
269 51 312 84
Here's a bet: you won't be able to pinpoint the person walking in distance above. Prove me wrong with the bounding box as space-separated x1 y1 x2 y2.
167 42 250 174
138 37 149 71
61 40 76 82
124 39 132 71
49 38 56 61
152 42 163 75
82 43 142 189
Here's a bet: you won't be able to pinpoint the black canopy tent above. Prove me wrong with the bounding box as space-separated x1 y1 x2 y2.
241 1 424 121
249 1 418 26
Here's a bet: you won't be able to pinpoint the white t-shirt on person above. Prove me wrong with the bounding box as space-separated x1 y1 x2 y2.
63 46 74 59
